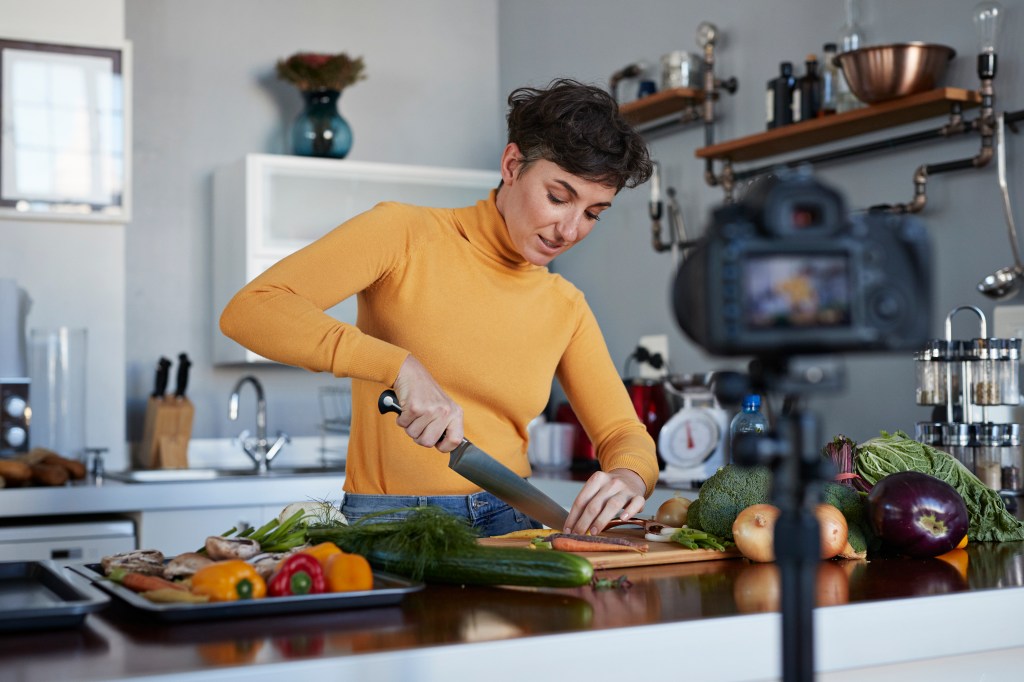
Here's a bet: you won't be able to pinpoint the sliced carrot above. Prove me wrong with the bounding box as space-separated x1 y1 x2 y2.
121 572 186 593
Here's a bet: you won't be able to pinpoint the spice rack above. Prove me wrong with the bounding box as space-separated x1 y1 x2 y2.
915 305 1023 493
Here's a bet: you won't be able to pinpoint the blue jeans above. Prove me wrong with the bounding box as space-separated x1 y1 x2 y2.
340 491 542 537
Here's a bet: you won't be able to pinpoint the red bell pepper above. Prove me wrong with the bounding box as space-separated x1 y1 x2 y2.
267 553 326 596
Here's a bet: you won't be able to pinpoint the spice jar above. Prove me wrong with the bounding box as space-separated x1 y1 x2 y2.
970 338 1002 405
998 423 1022 492
998 338 1021 406
915 421 943 446
976 423 1010 490
915 340 958 405
940 422 973 470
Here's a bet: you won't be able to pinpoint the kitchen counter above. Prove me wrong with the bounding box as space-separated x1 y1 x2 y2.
2 542 1023 681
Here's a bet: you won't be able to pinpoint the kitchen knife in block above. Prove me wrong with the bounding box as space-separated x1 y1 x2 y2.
377 390 570 530
137 398 192 469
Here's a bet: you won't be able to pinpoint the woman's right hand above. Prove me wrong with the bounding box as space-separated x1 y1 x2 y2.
392 355 464 452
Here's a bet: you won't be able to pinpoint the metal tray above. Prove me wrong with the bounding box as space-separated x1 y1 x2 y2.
70 563 423 622
0 561 109 632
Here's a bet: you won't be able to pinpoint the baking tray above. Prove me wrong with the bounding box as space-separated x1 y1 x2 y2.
70 563 423 623
0 561 109 632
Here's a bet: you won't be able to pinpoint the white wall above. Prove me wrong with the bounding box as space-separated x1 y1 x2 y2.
0 0 127 466
498 0 1024 444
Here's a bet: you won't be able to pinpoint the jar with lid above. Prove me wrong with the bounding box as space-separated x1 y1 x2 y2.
997 423 1023 492
970 338 1002 405
915 340 958 405
997 338 1021 406
940 422 973 470
976 423 1008 490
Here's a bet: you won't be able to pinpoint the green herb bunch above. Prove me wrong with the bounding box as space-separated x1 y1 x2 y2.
276 52 366 92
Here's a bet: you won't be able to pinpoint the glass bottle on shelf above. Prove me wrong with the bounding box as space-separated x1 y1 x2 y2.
836 0 865 113
820 43 839 116
766 61 796 130
792 55 822 123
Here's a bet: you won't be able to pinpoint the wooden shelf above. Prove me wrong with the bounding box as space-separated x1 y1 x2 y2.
620 87 705 126
695 87 981 163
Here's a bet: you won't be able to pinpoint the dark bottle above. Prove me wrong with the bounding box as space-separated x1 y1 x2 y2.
792 54 822 123
766 61 795 129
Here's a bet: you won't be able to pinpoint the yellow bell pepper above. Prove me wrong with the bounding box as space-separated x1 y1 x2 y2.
300 541 343 570
191 560 266 601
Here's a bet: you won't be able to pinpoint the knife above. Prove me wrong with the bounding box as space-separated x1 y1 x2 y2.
377 390 570 530
174 353 192 399
152 357 172 399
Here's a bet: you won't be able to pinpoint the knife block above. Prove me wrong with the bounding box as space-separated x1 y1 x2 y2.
136 396 194 469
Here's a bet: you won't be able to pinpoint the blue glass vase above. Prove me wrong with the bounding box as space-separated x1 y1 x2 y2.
291 88 352 158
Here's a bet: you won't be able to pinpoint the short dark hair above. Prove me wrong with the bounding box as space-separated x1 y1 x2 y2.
505 78 652 192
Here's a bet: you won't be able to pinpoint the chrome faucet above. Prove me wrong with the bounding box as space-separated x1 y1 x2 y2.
229 375 289 472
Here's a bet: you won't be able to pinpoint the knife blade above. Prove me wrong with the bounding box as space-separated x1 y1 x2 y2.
377 390 570 530
152 357 172 399
174 353 191 399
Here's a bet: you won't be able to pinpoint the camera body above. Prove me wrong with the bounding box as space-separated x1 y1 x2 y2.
673 173 932 357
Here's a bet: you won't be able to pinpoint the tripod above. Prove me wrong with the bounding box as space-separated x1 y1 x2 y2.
720 358 838 682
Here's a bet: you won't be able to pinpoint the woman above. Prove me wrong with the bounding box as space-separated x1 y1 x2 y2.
220 78 659 537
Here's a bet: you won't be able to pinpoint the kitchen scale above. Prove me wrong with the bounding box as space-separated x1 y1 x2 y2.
658 386 729 486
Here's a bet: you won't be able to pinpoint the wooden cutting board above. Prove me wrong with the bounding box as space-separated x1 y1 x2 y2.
478 528 741 570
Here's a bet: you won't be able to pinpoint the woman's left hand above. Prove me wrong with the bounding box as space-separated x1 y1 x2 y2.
563 468 646 535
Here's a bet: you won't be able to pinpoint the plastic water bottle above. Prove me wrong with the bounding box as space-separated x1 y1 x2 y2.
730 394 768 461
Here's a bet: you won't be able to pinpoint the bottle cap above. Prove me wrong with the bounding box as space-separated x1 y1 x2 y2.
823 42 837 52
743 394 761 410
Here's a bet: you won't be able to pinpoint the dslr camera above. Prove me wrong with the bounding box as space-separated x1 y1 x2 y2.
673 172 932 357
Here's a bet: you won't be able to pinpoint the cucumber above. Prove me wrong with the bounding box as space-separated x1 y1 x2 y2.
365 545 594 587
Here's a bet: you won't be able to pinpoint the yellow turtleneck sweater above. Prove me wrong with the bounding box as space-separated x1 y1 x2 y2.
220 190 659 496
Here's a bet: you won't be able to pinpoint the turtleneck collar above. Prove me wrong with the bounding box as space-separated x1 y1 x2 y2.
453 189 539 270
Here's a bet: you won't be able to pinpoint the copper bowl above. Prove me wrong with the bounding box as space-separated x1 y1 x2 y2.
834 42 956 104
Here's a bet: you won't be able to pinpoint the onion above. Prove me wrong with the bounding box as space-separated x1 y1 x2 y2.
867 470 969 558
655 496 691 527
732 504 779 562
733 503 848 562
814 504 849 560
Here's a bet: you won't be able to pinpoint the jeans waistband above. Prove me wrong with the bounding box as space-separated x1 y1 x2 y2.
341 490 511 522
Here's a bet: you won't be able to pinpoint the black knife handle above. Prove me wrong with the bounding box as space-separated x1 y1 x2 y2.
175 353 191 398
378 389 453 447
153 357 172 398
378 390 402 415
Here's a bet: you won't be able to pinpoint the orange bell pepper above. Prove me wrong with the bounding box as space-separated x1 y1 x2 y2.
325 551 374 592
300 541 343 570
191 560 267 601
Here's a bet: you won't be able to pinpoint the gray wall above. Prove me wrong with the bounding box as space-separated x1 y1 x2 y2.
124 0 502 466
498 0 1024 444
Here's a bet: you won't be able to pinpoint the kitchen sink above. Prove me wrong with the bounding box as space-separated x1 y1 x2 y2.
106 466 342 483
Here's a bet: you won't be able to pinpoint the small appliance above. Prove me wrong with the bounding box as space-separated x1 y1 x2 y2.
1 378 30 454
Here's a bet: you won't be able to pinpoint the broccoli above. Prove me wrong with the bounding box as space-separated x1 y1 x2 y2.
687 464 875 556
687 465 772 539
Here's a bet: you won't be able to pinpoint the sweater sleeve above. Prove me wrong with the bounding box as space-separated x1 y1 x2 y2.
555 297 660 497
219 202 413 385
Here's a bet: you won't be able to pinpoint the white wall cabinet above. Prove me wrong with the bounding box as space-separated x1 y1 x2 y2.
212 154 498 364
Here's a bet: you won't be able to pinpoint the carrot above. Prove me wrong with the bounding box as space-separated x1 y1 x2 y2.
121 572 186 593
545 533 648 554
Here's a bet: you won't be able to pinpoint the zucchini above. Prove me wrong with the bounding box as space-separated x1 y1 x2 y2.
365 545 594 587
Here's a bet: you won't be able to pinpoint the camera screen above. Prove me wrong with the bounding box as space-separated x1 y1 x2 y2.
742 253 852 330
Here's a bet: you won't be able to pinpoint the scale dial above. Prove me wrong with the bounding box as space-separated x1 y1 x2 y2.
659 407 722 469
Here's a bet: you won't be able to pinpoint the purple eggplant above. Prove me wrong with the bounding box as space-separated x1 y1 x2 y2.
867 471 968 558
